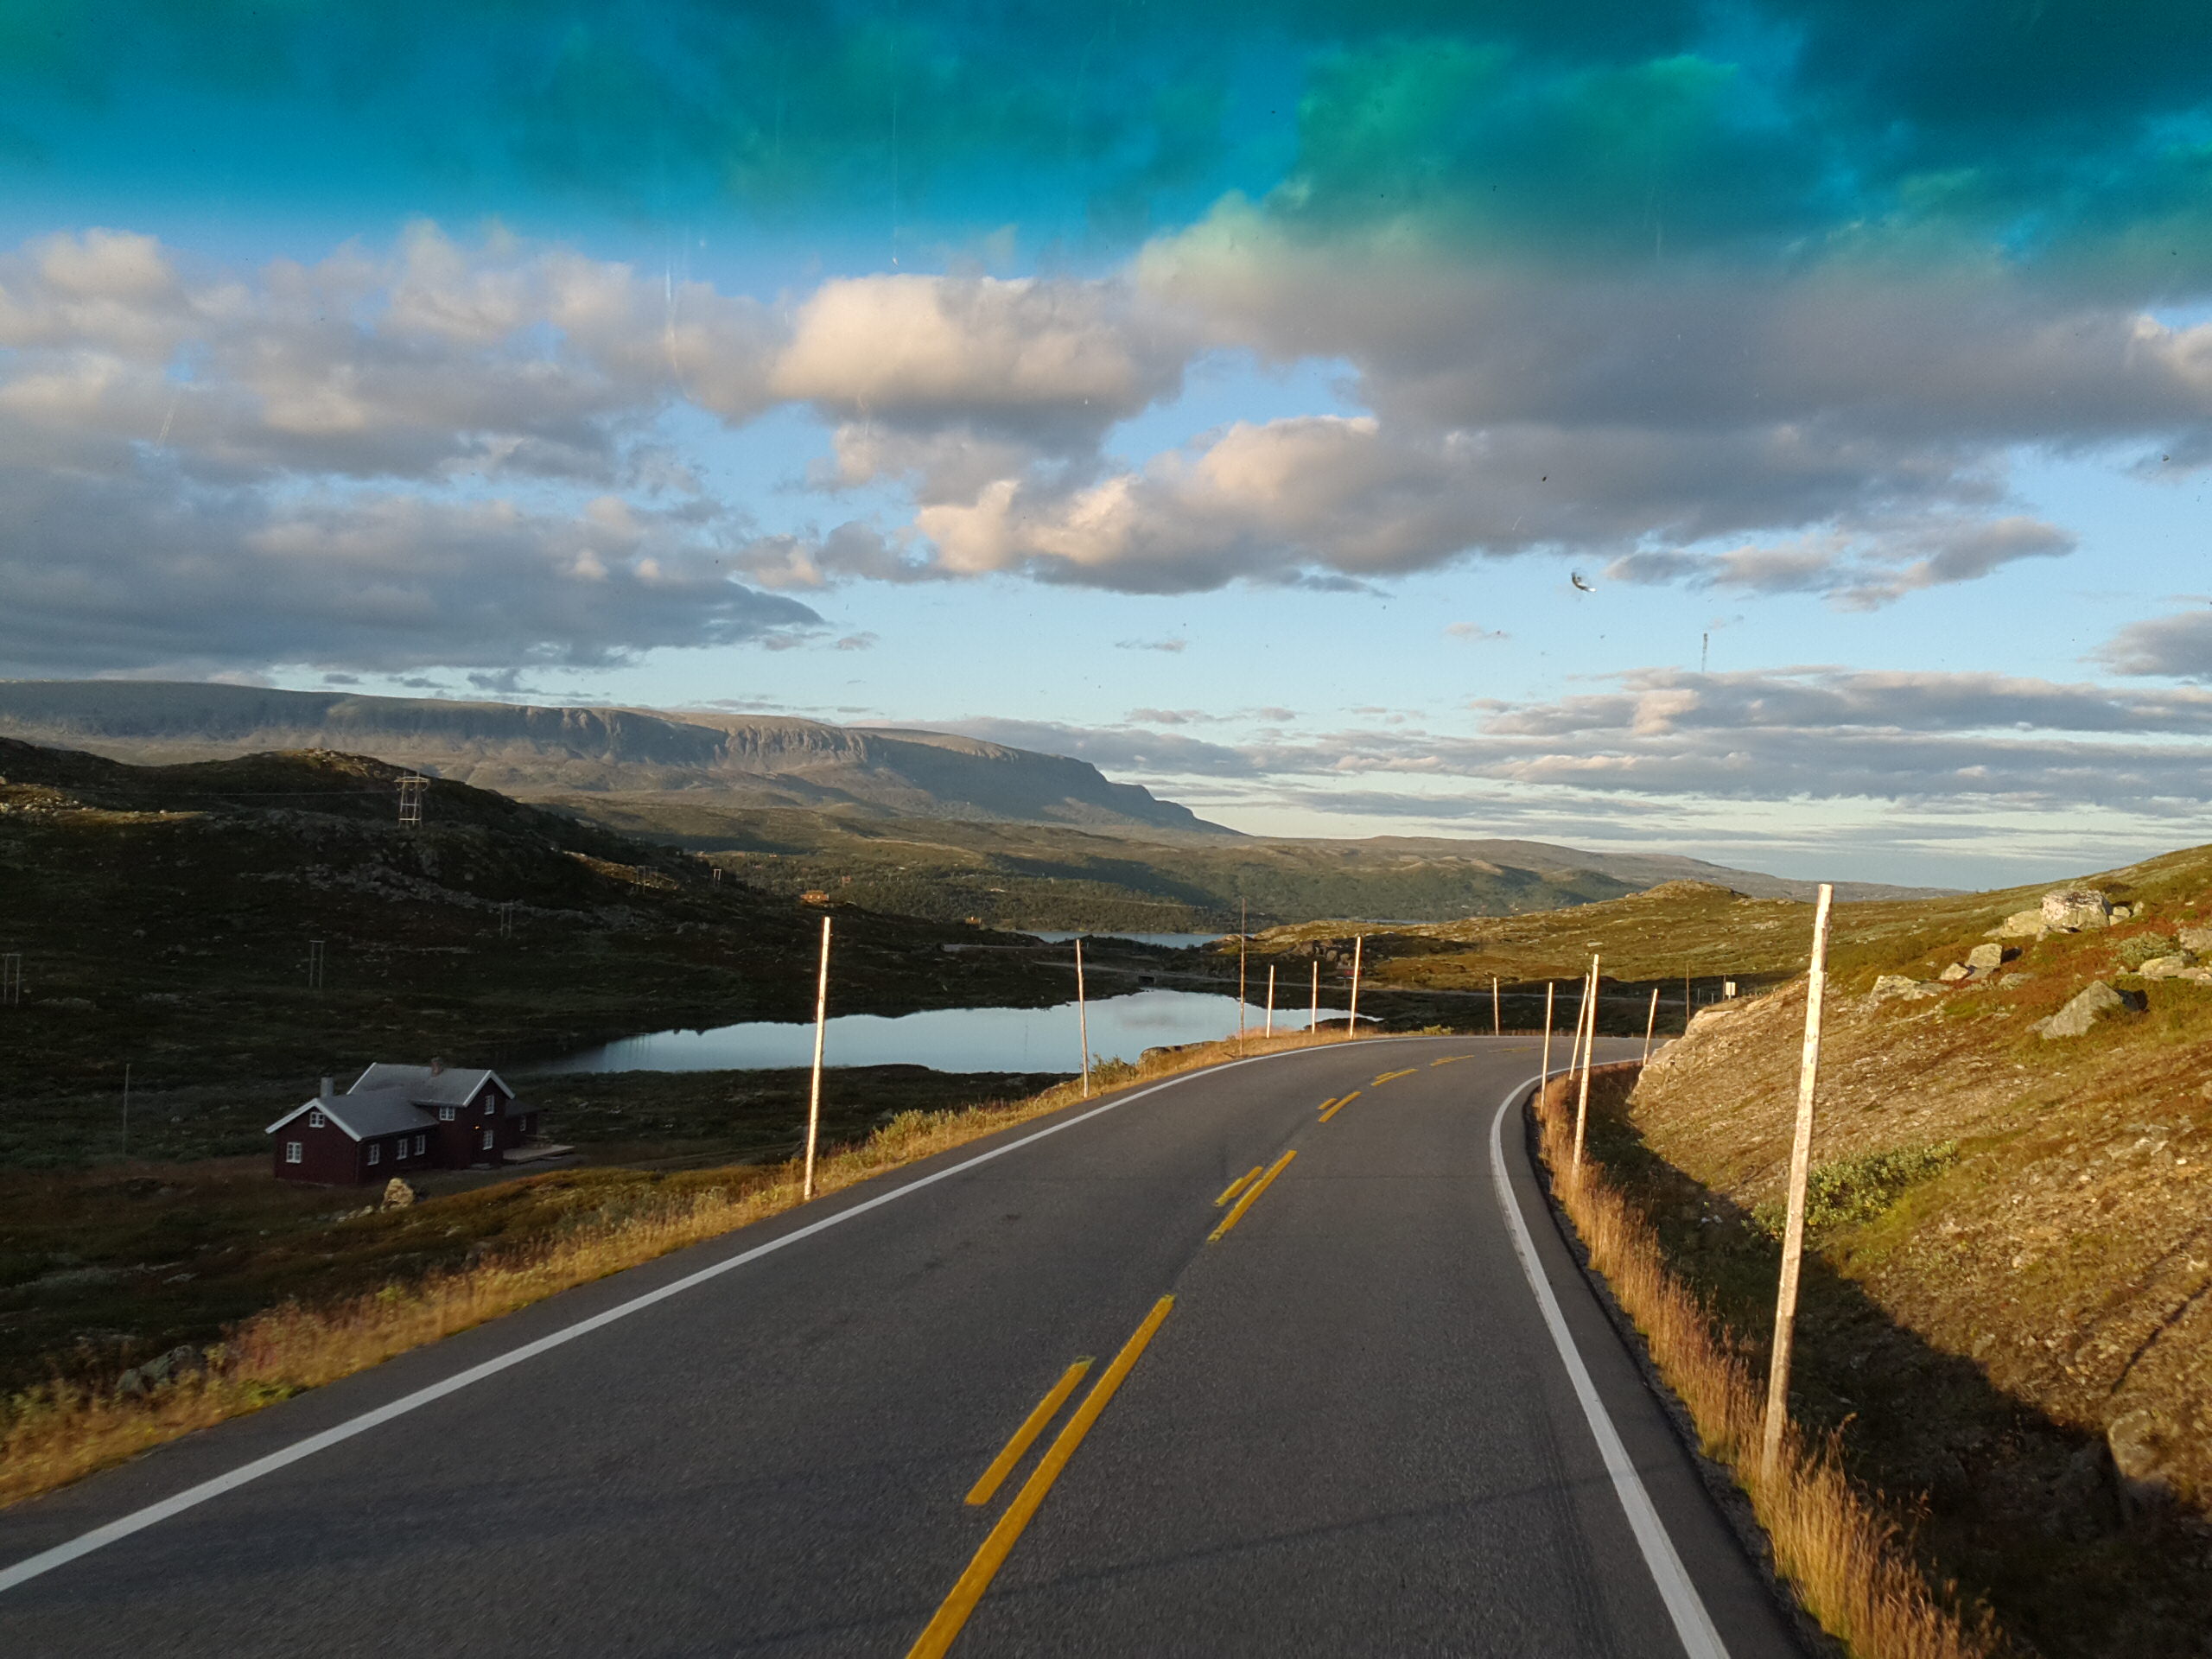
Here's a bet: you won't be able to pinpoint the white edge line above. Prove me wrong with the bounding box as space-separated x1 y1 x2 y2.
1488 1073 1732 1659
3 1039 1406 1597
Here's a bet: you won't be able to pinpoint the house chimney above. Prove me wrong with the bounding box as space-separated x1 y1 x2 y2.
320 1076 334 1099
429 1057 445 1076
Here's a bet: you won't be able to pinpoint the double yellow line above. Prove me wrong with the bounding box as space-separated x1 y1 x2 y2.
1207 1149 1296 1242
909 1298 1176 1659
1317 1089 1360 1123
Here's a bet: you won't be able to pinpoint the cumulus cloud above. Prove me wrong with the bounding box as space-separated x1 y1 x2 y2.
0 465 820 674
2099 609 2212 680
1606 515 2076 609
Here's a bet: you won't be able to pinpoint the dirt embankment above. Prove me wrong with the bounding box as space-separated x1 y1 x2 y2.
1609 844 2212 1657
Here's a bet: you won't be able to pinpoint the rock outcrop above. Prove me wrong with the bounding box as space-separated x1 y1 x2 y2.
2041 888 2113 932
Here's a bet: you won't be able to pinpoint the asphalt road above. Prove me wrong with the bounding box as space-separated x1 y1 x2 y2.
0 1035 1806 1657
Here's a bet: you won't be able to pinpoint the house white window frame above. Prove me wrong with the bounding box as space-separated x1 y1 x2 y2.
415 1134 427 1155
438 1105 455 1122
284 1141 302 1164
308 1109 324 1128
367 1142 381 1165
480 1128 495 1151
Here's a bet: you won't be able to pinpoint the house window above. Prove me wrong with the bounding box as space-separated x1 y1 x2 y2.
367 1142 381 1165
415 1135 426 1155
394 1139 407 1158
480 1128 494 1151
484 1098 495 1115
438 1105 455 1122
308 1109 324 1128
285 1141 302 1164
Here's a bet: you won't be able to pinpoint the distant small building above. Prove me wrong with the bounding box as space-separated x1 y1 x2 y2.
266 1060 543 1184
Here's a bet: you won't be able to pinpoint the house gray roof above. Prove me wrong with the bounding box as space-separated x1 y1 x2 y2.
350 1063 514 1108
266 1086 436 1141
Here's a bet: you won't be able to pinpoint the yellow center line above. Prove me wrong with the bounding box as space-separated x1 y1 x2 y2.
1212 1166 1264 1208
1370 1067 1418 1087
963 1358 1093 1508
1313 1095 1341 1116
1429 1054 1475 1067
1318 1090 1361 1123
1208 1149 1296 1241
906 1298 1175 1659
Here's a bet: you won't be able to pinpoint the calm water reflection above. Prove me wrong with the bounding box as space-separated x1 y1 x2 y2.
536 988 1354 1075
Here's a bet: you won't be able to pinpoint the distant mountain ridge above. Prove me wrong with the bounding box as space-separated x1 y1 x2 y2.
0 681 1952 905
0 680 1228 836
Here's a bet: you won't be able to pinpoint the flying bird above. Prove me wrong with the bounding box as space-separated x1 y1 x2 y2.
1569 572 1594 593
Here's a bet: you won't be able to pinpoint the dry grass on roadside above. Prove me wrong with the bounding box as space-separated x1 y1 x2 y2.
0 1022 1377 1511
1535 1066 2002 1659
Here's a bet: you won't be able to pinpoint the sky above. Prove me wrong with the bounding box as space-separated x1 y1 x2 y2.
4 2 2212 888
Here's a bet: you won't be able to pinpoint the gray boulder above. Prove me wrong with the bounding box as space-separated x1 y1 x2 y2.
2031 980 2142 1039
2042 888 2113 932
380 1177 417 1210
2180 925 2212 954
1989 909 2047 940
1869 975 1942 1003
1938 962 1972 982
2138 954 2191 979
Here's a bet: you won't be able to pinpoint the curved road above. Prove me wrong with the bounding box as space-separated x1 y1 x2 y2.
0 1036 1803 1657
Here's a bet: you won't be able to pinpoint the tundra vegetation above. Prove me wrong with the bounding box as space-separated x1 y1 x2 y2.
1508 853 2212 1659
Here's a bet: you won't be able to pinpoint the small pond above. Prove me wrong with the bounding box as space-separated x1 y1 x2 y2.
532 988 1356 1076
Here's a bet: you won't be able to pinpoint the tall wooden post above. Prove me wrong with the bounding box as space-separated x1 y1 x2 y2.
1076 938 1091 1099
1538 982 1555 1114
1643 985 1661 1062
1572 957 1601 1173
1491 976 1501 1036
1309 960 1319 1033
1763 883 1834 1486
802 916 832 1200
1237 900 1248 1051
1345 936 1363 1038
1265 963 1275 1038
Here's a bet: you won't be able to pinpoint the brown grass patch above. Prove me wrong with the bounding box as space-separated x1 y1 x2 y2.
1535 1065 2001 1659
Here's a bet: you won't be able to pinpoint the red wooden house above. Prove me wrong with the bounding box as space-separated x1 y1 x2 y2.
266 1060 543 1184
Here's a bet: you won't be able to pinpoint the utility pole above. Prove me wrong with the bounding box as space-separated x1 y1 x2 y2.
802 917 832 1200
1345 936 1363 1038
1764 884 1834 1485
1309 959 1319 1034
1075 938 1090 1098
1538 982 1555 1107
1264 963 1275 1039
1237 900 1248 1051
1643 985 1661 1063
1572 956 1600 1173
1491 976 1501 1036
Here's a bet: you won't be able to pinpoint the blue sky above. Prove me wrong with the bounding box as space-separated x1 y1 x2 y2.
5 2 2212 887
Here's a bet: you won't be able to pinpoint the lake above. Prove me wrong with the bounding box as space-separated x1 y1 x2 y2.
534 988 1355 1076
1021 931 1226 950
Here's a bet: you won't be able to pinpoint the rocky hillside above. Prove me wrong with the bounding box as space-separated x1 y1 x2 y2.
0 680 1227 835
1611 850 2212 1657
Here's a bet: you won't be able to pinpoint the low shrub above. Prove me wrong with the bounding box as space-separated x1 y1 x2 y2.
1752 1143 1959 1237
